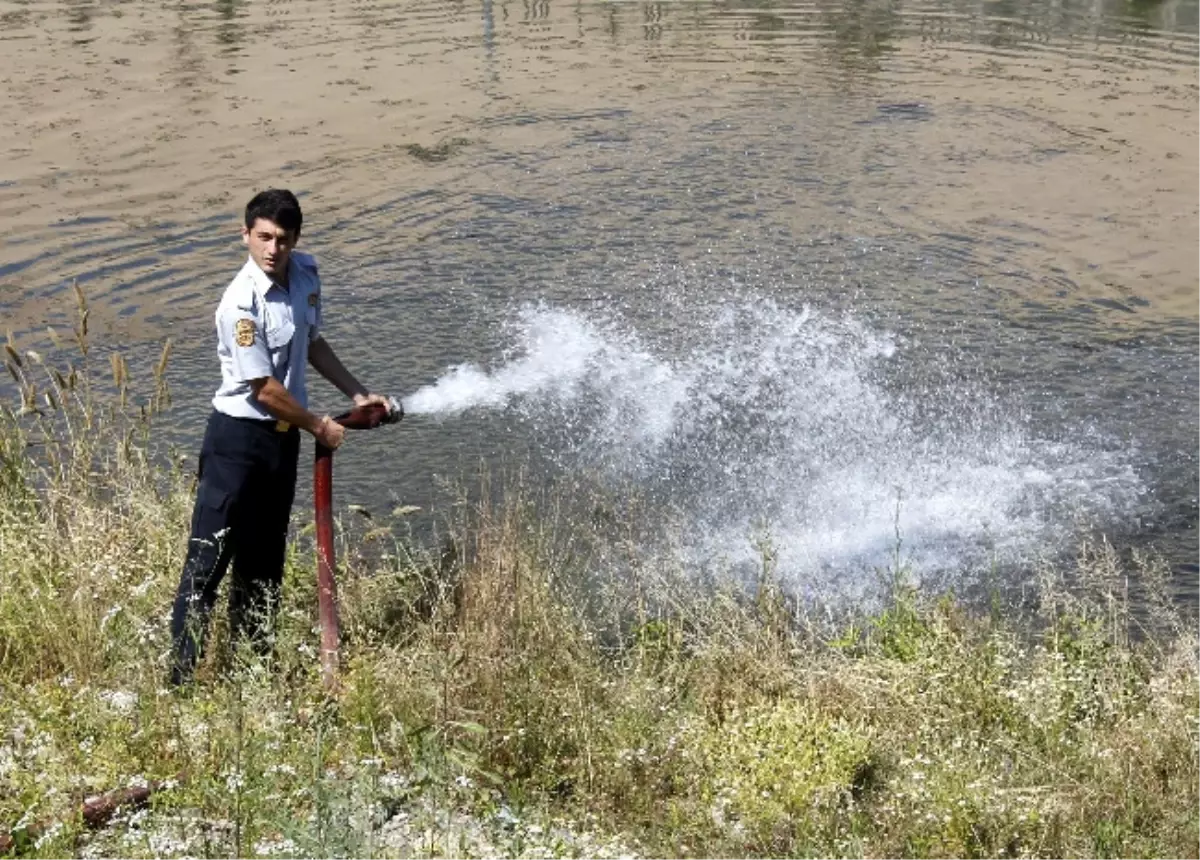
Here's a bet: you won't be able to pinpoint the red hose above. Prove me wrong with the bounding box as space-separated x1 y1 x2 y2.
314 402 391 689
0 772 185 854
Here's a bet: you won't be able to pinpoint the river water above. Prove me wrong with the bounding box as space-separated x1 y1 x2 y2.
1 0 1197 600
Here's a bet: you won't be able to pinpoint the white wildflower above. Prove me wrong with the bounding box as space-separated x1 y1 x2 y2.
100 690 138 714
147 833 189 856
100 605 123 631
254 837 299 856
380 771 409 791
34 820 63 849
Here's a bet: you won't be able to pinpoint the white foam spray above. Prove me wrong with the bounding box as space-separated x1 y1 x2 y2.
403 307 690 454
402 300 1145 591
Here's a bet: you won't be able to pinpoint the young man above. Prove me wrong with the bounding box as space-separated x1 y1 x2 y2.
169 188 397 685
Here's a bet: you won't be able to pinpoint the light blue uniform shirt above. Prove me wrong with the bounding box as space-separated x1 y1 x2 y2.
211 252 323 420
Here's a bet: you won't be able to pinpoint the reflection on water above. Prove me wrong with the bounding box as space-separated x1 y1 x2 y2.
64 0 96 36
214 0 247 56
0 0 1196 587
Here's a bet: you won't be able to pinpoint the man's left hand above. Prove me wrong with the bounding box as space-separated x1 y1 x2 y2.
354 392 404 423
353 393 389 409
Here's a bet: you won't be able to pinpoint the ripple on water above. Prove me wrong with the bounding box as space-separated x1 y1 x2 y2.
0 0 1195 582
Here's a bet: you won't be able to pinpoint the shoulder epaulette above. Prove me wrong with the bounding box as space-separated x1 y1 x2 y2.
293 252 319 275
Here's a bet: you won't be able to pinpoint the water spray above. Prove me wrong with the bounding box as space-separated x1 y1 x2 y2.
394 302 1143 581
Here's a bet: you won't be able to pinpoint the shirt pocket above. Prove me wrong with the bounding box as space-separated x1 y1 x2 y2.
265 318 295 352
265 319 295 373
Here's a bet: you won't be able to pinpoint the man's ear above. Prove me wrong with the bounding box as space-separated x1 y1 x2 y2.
241 225 250 245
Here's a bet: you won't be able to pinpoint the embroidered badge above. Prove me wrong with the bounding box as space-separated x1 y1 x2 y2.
234 318 256 347
308 293 319 307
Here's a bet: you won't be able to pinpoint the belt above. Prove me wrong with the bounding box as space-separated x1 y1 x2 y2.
219 412 296 434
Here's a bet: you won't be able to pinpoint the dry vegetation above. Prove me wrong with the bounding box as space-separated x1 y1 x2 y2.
1 298 1197 858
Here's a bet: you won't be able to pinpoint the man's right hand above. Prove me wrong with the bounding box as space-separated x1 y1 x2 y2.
314 415 345 450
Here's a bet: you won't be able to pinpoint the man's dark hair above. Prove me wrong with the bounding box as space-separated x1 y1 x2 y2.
244 189 303 235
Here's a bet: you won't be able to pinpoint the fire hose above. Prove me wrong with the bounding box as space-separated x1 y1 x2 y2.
0 773 184 855
315 399 402 689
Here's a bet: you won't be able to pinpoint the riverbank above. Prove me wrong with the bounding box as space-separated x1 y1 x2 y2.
1 331 1196 859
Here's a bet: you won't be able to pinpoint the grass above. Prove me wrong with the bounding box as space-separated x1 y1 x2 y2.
0 298 1197 858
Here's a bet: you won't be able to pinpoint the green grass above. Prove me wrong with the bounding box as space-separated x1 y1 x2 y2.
1 302 1197 858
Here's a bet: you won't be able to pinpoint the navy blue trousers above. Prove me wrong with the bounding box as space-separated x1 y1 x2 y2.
169 410 300 685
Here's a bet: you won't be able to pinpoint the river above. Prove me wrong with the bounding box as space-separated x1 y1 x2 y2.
1 0 1196 600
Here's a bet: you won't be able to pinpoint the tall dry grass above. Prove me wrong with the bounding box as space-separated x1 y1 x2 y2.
0 292 1196 858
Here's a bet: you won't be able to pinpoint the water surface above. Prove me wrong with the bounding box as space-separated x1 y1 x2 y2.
1 0 1196 595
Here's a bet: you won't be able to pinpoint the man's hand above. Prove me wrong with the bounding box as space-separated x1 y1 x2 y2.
314 415 346 450
354 392 403 423
352 393 389 409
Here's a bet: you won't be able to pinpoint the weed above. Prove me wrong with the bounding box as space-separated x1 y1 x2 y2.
0 293 1196 858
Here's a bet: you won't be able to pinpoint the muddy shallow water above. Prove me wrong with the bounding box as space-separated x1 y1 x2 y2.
1 0 1197 595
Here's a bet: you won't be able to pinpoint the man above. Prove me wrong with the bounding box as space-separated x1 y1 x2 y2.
169 188 397 685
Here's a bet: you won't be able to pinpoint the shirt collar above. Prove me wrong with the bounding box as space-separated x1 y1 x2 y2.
244 256 292 299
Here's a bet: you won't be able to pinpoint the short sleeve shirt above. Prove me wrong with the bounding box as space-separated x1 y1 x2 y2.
211 251 323 419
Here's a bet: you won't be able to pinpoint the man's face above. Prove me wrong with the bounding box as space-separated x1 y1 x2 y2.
242 217 298 278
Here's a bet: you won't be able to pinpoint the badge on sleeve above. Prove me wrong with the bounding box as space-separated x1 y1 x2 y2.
234 318 257 347
308 293 319 307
